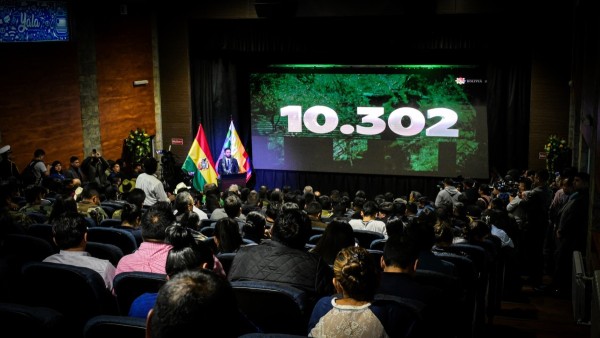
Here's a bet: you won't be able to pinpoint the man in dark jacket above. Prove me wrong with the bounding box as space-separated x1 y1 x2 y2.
228 208 333 305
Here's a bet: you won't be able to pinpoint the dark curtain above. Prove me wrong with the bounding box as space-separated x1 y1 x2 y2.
486 59 531 179
189 17 531 197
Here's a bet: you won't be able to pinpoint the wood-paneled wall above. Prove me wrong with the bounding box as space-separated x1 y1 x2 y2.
0 4 155 172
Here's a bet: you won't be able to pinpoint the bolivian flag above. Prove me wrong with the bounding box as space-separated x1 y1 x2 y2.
182 124 218 191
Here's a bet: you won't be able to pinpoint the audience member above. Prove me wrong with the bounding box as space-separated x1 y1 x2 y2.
310 219 356 265
44 212 116 290
306 201 328 229
349 200 387 238
129 224 216 319
76 185 109 226
377 234 443 333
115 201 175 275
213 217 243 254
228 208 334 305
308 246 415 337
242 211 267 244
135 157 174 207
146 269 252 338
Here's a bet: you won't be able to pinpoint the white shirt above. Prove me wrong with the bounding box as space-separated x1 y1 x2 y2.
43 250 116 290
135 173 170 206
349 219 388 238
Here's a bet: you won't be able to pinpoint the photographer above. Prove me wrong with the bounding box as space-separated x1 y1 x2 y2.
506 177 532 229
81 149 110 189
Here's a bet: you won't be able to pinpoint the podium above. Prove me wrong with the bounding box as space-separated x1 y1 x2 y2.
219 173 246 192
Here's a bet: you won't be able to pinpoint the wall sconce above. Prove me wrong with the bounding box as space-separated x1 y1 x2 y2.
133 80 149 87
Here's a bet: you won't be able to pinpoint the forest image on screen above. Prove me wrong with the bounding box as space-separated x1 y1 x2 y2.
250 65 489 178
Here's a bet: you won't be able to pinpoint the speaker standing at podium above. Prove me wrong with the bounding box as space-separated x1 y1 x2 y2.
217 147 240 176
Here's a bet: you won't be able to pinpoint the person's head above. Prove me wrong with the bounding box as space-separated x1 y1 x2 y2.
147 269 239 338
50 161 62 174
534 168 550 185
443 178 455 187
213 218 243 253
179 211 200 231
466 220 491 243
141 201 176 242
382 234 419 272
143 157 159 175
127 188 146 209
223 194 242 218
52 212 87 250
224 148 232 158
405 215 436 250
175 191 194 214
121 202 142 227
205 194 221 213
360 200 379 218
81 186 101 205
409 190 421 203
333 246 379 301
33 148 45 159
165 225 214 278
377 201 393 219
271 208 311 249
303 185 313 195
111 161 120 173
312 219 355 265
242 211 266 243
385 216 405 237
305 201 322 217
574 171 590 192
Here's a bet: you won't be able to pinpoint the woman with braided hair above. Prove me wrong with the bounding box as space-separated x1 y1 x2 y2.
308 246 422 337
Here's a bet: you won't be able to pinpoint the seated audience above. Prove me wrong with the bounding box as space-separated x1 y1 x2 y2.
306 201 328 229
310 219 356 266
76 185 109 226
44 212 116 290
115 201 175 275
112 187 146 220
308 246 416 337
349 200 387 238
377 234 444 334
117 202 143 246
241 211 267 244
228 208 334 305
213 217 243 254
129 224 216 318
146 269 256 338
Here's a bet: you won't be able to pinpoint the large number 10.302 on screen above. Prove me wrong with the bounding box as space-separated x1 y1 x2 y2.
280 105 459 137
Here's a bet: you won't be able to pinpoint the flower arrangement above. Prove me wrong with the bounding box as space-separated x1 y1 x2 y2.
125 128 152 164
544 134 570 174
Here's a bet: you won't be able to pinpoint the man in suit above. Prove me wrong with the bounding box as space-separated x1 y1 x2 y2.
217 147 239 176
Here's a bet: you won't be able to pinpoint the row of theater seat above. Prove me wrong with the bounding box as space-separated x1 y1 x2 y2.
0 221 506 338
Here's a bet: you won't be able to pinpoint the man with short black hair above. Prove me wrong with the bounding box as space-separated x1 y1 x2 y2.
44 213 115 290
217 147 239 176
65 156 85 184
76 186 109 226
306 201 327 229
228 209 333 305
147 269 244 338
135 157 174 207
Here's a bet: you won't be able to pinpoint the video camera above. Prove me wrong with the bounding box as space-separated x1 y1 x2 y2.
492 175 521 197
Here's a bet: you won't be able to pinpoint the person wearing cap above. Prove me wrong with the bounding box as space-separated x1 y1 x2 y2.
0 145 20 183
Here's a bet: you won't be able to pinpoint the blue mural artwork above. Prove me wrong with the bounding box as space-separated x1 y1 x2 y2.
0 1 69 42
